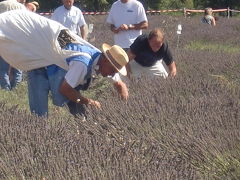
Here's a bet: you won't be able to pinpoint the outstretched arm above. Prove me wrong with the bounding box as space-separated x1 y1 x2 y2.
59 79 101 108
168 61 177 77
113 79 129 100
212 17 216 26
80 24 87 40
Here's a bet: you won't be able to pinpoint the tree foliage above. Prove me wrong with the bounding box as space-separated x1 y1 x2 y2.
32 0 240 12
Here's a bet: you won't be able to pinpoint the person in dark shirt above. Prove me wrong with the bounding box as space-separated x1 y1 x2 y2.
113 28 177 100
127 28 176 77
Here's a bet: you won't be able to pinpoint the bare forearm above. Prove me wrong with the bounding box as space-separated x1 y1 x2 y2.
110 24 119 33
212 19 216 26
60 80 101 108
168 61 177 77
59 80 89 104
80 25 87 40
129 21 148 30
110 21 148 33
113 80 129 100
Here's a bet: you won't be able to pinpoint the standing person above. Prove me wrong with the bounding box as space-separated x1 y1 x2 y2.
51 0 87 40
106 0 148 50
106 0 148 100
0 0 26 90
202 7 216 26
0 10 129 117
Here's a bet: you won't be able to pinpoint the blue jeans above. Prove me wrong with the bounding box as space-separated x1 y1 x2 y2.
27 67 86 117
0 56 22 90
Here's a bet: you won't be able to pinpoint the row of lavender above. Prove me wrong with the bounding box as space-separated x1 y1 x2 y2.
0 15 239 179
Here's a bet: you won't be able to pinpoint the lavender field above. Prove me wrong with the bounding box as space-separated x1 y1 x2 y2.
0 15 239 179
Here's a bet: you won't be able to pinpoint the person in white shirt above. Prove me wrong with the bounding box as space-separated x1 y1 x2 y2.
106 0 148 49
106 0 148 99
51 0 87 40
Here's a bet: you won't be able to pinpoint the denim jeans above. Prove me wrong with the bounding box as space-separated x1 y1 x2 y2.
27 67 86 117
0 56 22 90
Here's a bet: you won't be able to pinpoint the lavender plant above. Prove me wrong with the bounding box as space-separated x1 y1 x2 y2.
0 15 239 179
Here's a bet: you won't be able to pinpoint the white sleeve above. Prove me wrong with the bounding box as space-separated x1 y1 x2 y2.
50 9 58 20
111 73 121 82
65 61 88 88
106 6 113 24
77 10 86 27
137 4 148 23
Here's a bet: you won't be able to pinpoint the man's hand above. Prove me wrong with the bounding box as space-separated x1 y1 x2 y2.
112 27 120 34
80 25 87 40
119 24 129 31
110 24 132 34
110 24 120 34
168 61 177 77
114 80 129 100
87 99 101 109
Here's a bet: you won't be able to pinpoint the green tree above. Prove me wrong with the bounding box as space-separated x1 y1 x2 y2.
37 0 61 11
79 0 109 11
35 0 110 12
35 0 240 12
148 0 193 10
193 0 240 9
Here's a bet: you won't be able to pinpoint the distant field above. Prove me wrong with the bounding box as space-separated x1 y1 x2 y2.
0 15 239 179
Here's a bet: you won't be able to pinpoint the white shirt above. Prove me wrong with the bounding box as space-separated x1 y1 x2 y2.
0 0 26 13
51 5 86 35
106 0 147 48
0 10 97 71
65 55 100 88
0 10 103 89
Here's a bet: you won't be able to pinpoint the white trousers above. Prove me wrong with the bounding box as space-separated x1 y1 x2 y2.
112 59 169 82
129 59 169 78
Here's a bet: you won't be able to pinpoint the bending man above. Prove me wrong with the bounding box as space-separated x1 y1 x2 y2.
114 28 177 96
0 10 129 116
127 28 177 78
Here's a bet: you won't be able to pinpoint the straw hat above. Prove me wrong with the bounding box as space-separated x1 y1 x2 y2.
102 43 129 76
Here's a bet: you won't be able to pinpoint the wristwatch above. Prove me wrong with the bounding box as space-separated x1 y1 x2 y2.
128 24 134 30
